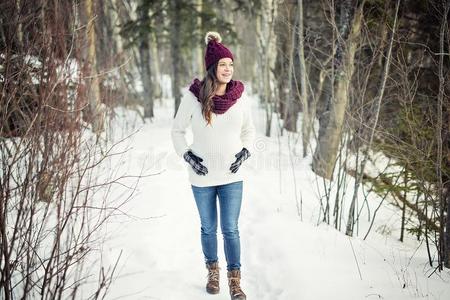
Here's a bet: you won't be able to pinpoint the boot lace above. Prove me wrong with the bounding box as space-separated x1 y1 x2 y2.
207 268 219 282
229 277 244 296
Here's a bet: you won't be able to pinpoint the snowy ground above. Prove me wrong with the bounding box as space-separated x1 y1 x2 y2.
86 91 450 300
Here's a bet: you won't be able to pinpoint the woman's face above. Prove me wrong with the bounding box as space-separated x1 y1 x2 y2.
215 57 234 84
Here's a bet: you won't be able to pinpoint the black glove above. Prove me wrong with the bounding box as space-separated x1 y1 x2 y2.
184 150 208 176
229 148 251 173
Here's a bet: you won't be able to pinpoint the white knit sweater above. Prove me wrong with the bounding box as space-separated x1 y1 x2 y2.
171 89 256 187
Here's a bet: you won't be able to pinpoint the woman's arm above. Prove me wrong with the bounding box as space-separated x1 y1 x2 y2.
240 98 256 154
171 92 195 157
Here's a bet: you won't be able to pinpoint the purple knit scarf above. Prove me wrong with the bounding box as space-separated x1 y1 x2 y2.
188 78 244 114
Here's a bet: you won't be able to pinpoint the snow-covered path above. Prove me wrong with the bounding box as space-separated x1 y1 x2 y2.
93 97 450 300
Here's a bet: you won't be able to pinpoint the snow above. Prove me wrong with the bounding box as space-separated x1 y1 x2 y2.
81 88 449 300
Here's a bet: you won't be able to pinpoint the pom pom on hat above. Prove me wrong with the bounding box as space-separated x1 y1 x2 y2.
205 31 222 45
204 31 233 70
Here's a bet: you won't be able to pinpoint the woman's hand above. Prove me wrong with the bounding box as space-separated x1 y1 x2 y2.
184 150 208 176
229 148 250 173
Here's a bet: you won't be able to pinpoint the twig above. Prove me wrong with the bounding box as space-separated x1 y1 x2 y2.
348 236 363 280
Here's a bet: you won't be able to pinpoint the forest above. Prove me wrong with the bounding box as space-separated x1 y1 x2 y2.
0 0 449 299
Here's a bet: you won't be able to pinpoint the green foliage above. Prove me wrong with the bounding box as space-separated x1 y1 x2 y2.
119 0 239 52
120 1 166 49
372 85 449 241
231 0 262 16
406 226 423 236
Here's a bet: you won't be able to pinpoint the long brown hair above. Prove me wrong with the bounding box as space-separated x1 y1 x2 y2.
199 62 219 125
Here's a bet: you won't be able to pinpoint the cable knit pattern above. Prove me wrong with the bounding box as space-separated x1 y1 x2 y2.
171 88 256 187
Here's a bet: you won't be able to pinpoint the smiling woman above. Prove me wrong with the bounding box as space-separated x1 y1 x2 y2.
216 58 234 89
171 31 255 300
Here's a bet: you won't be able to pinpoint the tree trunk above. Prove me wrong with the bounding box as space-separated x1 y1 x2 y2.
84 0 105 134
196 0 204 77
138 1 154 119
170 0 182 116
345 0 398 236
400 169 407 242
446 184 450 268
436 0 449 269
297 0 309 157
256 0 277 137
111 0 129 97
274 1 293 127
446 5 450 266
111 0 123 53
150 30 162 100
283 3 299 133
16 0 23 48
312 0 363 180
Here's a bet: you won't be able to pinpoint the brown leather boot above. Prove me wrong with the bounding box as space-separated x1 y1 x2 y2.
227 270 246 300
206 262 220 294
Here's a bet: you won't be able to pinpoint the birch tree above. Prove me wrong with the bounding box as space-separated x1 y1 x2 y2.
256 0 277 137
312 0 364 179
297 0 309 157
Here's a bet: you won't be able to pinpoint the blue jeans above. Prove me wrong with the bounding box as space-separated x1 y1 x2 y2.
191 181 243 271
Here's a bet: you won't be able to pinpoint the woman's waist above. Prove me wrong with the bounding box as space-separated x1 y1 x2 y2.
190 139 241 154
189 144 242 169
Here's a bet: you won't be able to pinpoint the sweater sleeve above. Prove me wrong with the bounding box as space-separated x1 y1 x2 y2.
171 92 195 157
241 98 256 154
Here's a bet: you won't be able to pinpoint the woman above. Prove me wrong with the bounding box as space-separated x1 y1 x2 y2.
171 31 255 300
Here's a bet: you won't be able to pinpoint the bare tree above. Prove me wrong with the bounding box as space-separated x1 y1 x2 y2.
256 0 277 137
137 0 155 119
312 0 365 180
436 0 449 269
0 1 139 298
345 0 399 237
169 0 182 117
283 1 300 133
84 0 106 134
297 0 310 157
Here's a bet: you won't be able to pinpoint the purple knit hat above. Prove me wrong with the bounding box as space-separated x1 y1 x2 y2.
204 31 234 70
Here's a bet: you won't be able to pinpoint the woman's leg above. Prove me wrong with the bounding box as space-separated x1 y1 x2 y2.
217 181 243 271
191 185 219 264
